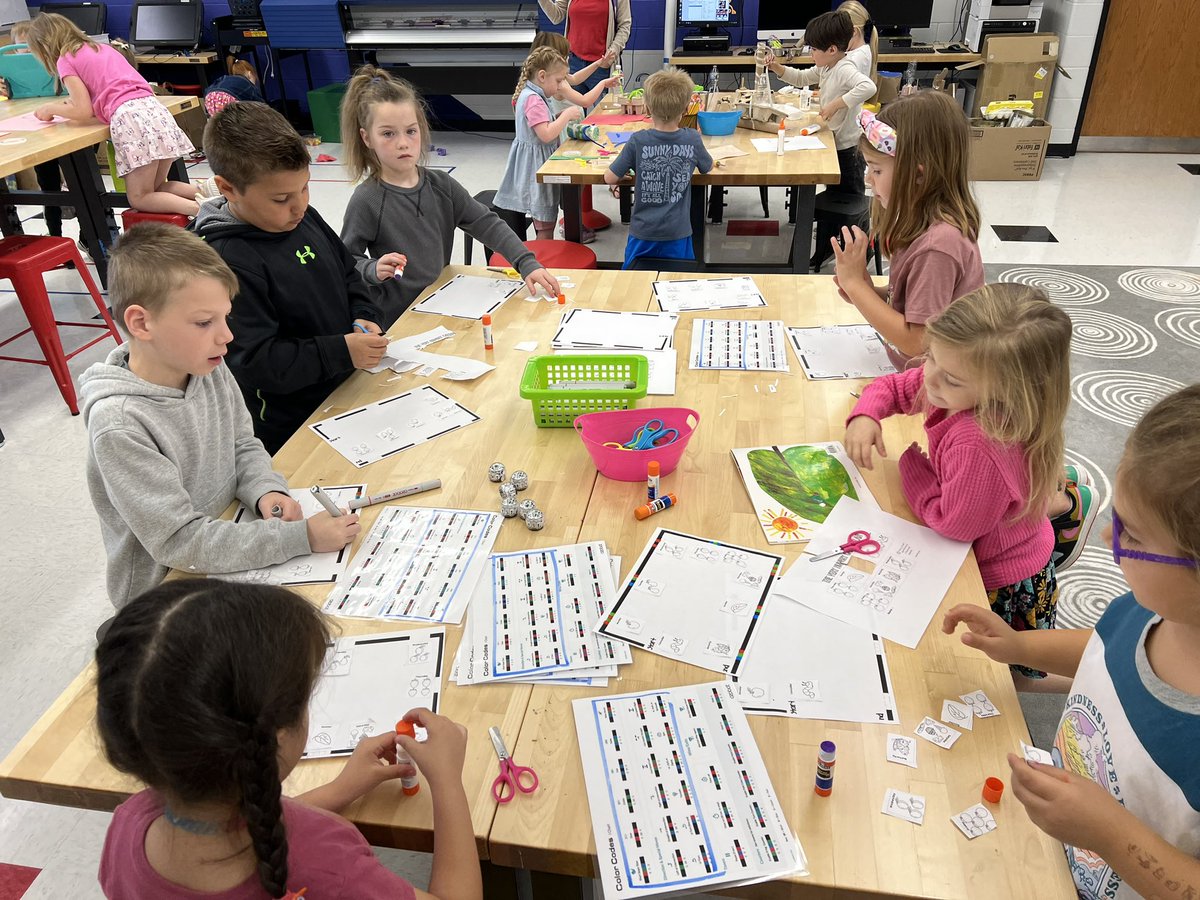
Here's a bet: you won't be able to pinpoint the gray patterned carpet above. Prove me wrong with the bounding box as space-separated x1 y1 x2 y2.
985 265 1200 629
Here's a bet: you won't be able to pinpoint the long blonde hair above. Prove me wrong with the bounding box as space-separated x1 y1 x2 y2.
26 12 97 85
513 45 566 104
340 65 431 181
1120 385 1200 573
838 1 877 81
532 30 571 58
924 283 1071 520
862 90 980 255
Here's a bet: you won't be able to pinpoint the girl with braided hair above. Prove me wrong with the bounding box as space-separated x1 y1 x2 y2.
95 579 480 900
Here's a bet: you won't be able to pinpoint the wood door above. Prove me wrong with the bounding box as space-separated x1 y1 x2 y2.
1082 0 1200 137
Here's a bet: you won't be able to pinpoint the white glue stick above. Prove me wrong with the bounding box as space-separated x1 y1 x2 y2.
777 121 786 156
393 721 421 796
799 123 822 136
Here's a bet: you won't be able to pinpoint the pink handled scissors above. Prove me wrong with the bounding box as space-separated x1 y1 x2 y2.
489 726 539 803
809 529 882 562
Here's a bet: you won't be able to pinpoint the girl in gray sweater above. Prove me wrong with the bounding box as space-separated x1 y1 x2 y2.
339 66 561 327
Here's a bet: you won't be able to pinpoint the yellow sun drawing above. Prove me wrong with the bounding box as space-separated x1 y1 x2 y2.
760 508 804 540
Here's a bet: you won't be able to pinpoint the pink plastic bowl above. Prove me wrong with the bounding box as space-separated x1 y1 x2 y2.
574 407 700 481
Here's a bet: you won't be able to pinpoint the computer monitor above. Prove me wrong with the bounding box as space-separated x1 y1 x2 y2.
35 2 107 33
678 0 739 35
756 0 833 42
129 0 202 49
873 0 934 34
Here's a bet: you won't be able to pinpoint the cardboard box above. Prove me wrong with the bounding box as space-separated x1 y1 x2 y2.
968 117 1051 181
967 33 1059 119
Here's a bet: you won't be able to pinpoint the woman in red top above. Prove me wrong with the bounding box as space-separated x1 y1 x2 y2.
538 0 632 93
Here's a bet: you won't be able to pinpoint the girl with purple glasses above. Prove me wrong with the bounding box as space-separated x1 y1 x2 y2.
944 384 1200 900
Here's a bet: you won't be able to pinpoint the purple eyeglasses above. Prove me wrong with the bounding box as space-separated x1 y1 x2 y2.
1110 510 1197 568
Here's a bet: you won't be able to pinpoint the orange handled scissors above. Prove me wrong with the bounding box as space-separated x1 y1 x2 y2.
489 726 539 803
809 529 882 562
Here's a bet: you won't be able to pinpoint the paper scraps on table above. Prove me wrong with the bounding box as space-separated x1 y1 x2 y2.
885 733 918 768
1021 741 1055 766
708 144 749 161
652 275 766 313
941 699 974 731
689 319 789 371
367 326 454 372
324 506 500 623
960 689 1001 718
303 626 444 758
222 484 365 586
882 788 926 825
731 442 877 545
310 384 480 468
915 716 961 749
514 341 539 351
950 804 998 840
771 496 972 649
606 130 635 144
0 112 67 131
786 324 897 380
411 273 522 319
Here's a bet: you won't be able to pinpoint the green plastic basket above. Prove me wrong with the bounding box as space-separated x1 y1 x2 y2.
518 355 649 427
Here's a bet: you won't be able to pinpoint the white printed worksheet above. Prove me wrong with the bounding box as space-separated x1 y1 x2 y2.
688 319 790 371
454 541 632 685
772 497 972 648
323 506 500 623
223 483 365 586
598 529 783 674
552 308 679 351
652 276 767 313
410 274 522 319
304 626 445 758
574 681 806 899
309 385 480 468
785 324 897 380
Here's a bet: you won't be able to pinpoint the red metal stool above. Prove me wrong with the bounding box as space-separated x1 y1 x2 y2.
489 240 597 271
0 236 122 416
580 185 611 231
121 210 191 231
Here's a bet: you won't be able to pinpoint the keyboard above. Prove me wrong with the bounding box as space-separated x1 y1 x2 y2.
881 43 937 53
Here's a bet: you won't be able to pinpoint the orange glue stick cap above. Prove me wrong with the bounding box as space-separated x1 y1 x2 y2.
982 777 1004 804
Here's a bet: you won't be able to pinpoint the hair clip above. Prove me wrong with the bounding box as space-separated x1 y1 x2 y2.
859 109 896 156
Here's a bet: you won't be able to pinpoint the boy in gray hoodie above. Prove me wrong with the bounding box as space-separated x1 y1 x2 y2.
79 224 359 608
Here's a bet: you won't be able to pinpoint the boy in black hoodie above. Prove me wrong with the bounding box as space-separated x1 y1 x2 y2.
194 102 388 454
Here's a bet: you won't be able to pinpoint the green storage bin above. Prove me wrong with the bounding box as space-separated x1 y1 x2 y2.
307 83 346 142
518 355 648 428
0 44 58 99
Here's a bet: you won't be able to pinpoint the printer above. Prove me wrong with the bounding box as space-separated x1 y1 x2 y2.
966 0 1043 52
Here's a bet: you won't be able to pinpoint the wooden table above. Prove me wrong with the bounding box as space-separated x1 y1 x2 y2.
135 50 220 90
0 93 200 285
0 267 1075 898
540 118 840 273
486 273 1077 899
669 46 983 68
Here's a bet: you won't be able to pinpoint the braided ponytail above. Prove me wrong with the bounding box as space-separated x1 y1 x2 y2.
236 724 290 898
514 46 566 104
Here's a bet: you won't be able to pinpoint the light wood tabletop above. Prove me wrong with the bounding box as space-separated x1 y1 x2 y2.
0 265 657 860
486 273 1077 899
537 116 840 188
669 47 983 67
0 94 199 178
135 51 218 64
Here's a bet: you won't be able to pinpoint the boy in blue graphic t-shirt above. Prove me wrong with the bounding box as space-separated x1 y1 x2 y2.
605 67 713 269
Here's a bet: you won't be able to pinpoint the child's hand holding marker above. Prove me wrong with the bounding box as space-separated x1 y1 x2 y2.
375 252 407 281
306 510 360 552
257 490 302 521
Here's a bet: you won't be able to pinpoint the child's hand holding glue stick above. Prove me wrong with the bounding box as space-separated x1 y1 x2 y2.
394 708 470 797
375 251 408 280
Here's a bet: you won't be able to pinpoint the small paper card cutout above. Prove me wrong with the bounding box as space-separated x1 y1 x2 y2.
915 716 961 749
882 788 926 825
951 804 997 839
885 733 918 768
960 689 1001 718
941 699 974 731
1021 740 1055 766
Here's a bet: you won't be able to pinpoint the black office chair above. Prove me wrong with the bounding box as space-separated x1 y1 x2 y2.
807 191 882 275
627 257 703 273
707 186 770 224
463 190 529 264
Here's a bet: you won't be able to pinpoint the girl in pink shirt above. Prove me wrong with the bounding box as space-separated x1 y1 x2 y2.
831 91 984 371
845 283 1071 686
28 14 201 216
95 579 482 900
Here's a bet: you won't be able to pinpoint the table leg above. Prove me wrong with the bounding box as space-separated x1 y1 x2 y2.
0 181 24 238
706 185 725 224
618 185 632 224
61 147 116 287
168 158 191 183
790 184 816 274
690 183 706 268
479 861 520 900
562 185 582 243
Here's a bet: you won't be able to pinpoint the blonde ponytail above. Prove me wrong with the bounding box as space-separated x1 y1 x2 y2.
340 64 431 181
513 46 566 104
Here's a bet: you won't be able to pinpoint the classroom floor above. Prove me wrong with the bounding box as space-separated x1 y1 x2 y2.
1 137 1198 898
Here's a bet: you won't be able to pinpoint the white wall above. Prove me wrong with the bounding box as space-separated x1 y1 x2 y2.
1039 0 1104 143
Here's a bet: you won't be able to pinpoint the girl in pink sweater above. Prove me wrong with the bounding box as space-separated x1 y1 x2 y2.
845 283 1072 685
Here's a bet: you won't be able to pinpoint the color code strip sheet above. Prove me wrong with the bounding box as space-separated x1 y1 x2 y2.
688 319 789 371
574 681 806 899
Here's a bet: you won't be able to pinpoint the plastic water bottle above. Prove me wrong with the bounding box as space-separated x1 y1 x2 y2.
706 65 720 111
